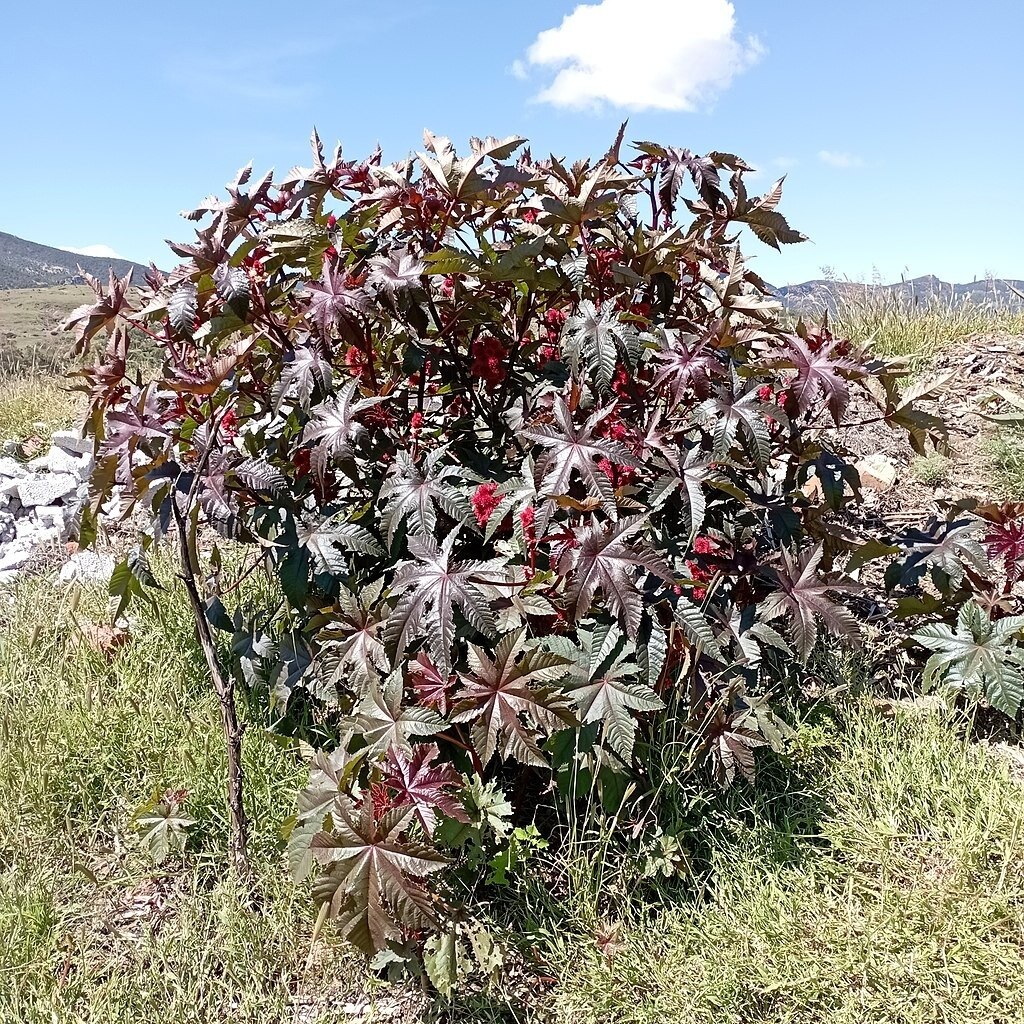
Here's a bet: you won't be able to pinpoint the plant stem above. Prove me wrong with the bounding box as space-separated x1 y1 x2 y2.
170 492 252 879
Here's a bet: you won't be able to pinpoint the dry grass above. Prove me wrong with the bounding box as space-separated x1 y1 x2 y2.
0 285 90 372
819 287 1024 362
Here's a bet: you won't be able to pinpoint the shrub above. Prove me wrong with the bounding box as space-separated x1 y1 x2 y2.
66 128 991 965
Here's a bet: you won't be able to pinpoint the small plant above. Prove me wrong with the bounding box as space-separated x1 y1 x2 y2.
65 128 964 967
913 601 1024 719
910 453 951 487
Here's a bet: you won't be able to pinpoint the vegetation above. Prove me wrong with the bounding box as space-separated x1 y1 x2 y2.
0 371 79 443
0 285 93 369
2 568 1023 1022
54 124 1024 996
909 452 950 487
820 283 1024 361
989 427 1024 498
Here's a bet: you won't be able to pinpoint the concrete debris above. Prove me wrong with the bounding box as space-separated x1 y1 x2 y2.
855 453 898 492
0 432 97 583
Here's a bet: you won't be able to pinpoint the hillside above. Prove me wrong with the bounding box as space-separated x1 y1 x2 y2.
771 274 1024 315
0 286 91 370
0 231 150 291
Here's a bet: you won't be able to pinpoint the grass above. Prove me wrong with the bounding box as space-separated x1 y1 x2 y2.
820 287 1024 362
0 563 369 1023
2 558 1024 1022
988 427 1024 499
910 452 951 487
546 703 1024 1024
0 370 81 442
0 285 90 372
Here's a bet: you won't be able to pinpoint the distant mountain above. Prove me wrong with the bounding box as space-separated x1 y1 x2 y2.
0 231 151 291
769 274 1024 315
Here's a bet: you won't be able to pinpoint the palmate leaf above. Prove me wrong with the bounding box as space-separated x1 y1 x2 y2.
649 445 733 535
318 579 391 694
652 327 724 403
452 627 575 767
769 333 863 424
633 142 725 215
311 798 447 954
167 282 198 338
298 513 384 573
368 249 426 295
302 379 386 481
385 531 502 679
62 267 135 353
272 342 334 413
551 622 663 764
914 602 1024 719
304 261 371 336
380 448 471 548
695 382 778 465
976 502 1024 584
706 718 768 787
568 517 674 638
523 396 640 517
562 301 633 391
758 544 861 663
383 743 469 837
884 518 989 593
355 671 446 754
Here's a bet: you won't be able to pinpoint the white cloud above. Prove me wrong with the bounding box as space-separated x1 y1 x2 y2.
520 0 762 111
509 58 528 81
60 244 122 259
818 150 864 169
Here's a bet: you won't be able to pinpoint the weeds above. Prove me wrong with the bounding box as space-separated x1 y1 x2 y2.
809 278 1024 361
988 427 1024 498
910 452 951 486
2 560 1024 1021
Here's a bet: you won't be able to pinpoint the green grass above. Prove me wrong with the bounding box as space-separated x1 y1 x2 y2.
546 705 1024 1024
0 564 370 1023
0 285 90 372
3 560 1024 1022
0 371 81 442
988 427 1024 499
824 288 1024 361
910 452 951 487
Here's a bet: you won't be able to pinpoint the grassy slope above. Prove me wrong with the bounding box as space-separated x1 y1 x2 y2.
2 293 1023 1022
0 285 90 370
2 566 1023 1023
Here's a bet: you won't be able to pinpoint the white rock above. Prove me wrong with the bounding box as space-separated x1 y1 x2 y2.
0 457 25 479
855 453 897 493
1 441 17 456
46 446 93 478
50 430 93 456
59 550 116 583
17 473 79 507
35 505 66 531
0 545 32 572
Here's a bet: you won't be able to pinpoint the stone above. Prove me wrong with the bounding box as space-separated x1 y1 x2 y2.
0 457 25 479
50 430 93 456
1 440 17 456
59 550 116 584
855 453 897 492
0 545 32 572
34 505 67 532
16 473 79 507
44 446 92 478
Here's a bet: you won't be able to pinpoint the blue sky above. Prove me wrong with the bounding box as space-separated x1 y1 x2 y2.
2 0 1022 285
